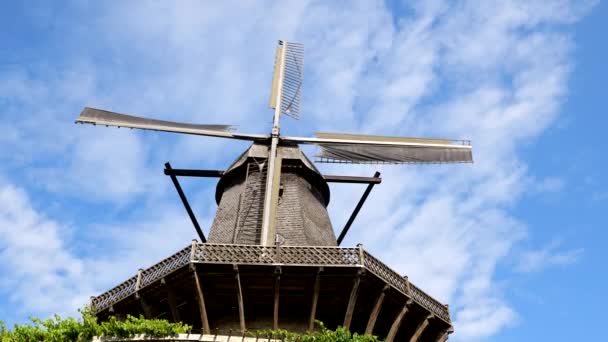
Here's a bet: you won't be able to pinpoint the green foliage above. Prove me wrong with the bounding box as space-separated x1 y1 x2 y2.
1 310 380 342
0 306 191 342
251 320 383 342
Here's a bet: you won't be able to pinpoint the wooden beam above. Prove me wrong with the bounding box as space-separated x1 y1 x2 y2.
308 267 323 331
192 267 210 334
343 269 364 329
234 264 246 334
164 279 181 323
138 296 152 319
273 266 281 330
437 327 454 342
410 314 433 342
323 175 382 184
365 285 390 335
386 299 412 342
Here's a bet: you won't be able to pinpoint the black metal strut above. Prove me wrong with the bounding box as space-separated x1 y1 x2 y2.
164 162 206 243
337 171 381 246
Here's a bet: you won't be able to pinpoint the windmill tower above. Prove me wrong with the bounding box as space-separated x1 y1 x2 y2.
79 41 471 341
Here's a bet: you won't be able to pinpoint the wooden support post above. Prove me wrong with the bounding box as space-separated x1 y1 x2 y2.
138 296 152 319
192 266 210 334
273 266 281 330
437 326 454 342
365 285 390 335
163 279 181 323
410 314 433 342
308 267 323 331
134 268 152 318
89 296 96 313
234 264 246 334
386 299 412 342
343 269 364 329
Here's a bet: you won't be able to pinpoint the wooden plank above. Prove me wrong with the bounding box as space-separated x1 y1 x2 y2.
386 299 412 342
410 314 433 342
192 267 211 334
308 267 323 331
234 264 246 333
273 267 281 330
365 285 389 335
343 270 363 329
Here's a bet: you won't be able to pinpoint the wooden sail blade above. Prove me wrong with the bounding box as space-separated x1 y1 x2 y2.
283 132 473 164
269 41 303 119
75 107 269 141
315 143 473 164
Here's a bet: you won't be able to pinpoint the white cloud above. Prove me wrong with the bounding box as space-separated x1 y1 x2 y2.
0 184 90 318
515 239 584 273
0 181 201 323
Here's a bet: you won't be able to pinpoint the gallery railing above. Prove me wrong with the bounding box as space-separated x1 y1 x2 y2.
91 242 451 323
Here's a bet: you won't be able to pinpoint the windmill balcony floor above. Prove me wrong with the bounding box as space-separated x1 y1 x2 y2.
91 242 452 341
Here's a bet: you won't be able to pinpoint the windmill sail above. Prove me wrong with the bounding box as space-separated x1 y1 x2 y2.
76 107 268 141
283 132 473 164
269 41 303 119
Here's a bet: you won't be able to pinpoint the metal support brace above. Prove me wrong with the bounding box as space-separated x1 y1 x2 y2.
337 171 381 245
165 162 206 243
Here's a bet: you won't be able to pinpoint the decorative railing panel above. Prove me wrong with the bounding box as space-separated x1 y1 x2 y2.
409 283 450 322
192 244 360 266
192 244 277 264
277 246 360 265
140 246 191 287
363 251 407 293
91 276 137 313
92 243 450 323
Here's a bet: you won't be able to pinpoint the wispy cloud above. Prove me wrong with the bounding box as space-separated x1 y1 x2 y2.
515 239 584 273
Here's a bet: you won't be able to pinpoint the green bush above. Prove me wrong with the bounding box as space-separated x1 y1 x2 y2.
251 321 383 342
0 306 191 341
1 308 381 341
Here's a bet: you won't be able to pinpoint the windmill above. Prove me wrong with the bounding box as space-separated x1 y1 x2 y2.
76 40 473 248
81 40 469 341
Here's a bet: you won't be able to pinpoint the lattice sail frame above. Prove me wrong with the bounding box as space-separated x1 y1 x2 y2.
269 41 303 119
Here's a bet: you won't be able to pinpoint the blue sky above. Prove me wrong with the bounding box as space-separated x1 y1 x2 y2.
0 1 605 340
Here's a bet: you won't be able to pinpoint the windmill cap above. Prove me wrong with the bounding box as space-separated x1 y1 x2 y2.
215 142 330 205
